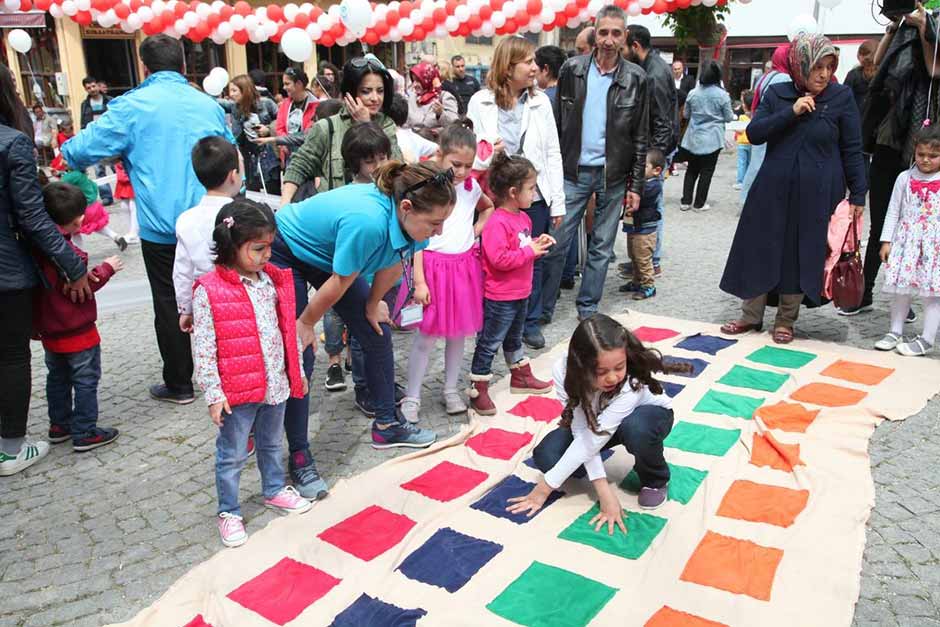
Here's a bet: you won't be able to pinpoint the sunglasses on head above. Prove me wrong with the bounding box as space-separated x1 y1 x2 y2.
350 55 386 72
403 168 455 197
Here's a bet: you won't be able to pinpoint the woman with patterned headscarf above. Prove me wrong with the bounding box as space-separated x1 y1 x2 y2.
406 61 459 138
719 33 868 344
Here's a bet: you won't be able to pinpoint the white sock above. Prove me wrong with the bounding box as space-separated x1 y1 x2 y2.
125 199 138 237
922 297 940 345
890 294 912 336
444 336 465 392
100 226 119 240
406 332 437 399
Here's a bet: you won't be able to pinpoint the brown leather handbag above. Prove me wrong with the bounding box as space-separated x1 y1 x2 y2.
831 212 864 310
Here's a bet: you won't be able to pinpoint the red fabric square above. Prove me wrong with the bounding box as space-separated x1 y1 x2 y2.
632 326 680 343
466 428 534 460
401 461 489 501
318 505 417 561
227 557 341 625
508 396 564 422
182 617 212 627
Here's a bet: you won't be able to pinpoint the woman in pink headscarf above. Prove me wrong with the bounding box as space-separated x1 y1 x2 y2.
406 61 459 138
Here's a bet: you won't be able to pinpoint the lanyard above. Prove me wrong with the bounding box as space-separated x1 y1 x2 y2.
394 245 416 319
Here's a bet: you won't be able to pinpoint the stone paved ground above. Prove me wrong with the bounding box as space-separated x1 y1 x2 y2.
1 155 939 626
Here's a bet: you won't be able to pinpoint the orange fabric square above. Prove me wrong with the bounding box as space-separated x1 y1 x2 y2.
754 401 819 433
645 606 728 627
716 480 809 527
790 382 867 407
750 433 804 471
821 360 894 386
679 531 784 601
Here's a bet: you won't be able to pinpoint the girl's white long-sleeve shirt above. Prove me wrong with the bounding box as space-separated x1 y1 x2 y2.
543 358 673 489
881 168 940 243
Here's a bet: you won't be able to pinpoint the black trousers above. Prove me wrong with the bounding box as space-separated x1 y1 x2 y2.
681 149 721 208
141 240 193 392
532 405 674 489
0 289 33 439
864 146 906 302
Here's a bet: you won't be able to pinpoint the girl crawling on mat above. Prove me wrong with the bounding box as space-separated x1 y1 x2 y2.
507 314 688 532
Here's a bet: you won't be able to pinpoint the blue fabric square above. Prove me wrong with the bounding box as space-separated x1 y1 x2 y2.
330 593 427 626
663 356 709 378
471 474 564 523
663 382 685 398
397 527 503 592
523 449 612 470
675 333 738 355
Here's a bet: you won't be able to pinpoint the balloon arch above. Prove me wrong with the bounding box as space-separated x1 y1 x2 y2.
2 0 750 54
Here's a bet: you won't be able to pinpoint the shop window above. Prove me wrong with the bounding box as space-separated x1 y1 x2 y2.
183 39 226 89
247 41 293 96
18 15 62 108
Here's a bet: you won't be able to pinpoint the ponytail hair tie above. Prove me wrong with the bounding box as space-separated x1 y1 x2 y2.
223 216 235 228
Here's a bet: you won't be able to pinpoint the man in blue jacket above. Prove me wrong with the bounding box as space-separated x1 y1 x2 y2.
62 34 234 405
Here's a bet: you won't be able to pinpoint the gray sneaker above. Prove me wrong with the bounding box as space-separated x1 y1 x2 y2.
638 485 668 509
400 397 420 424
443 389 467 415
371 420 436 449
289 449 329 500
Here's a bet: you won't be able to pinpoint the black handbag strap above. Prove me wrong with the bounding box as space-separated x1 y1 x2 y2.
326 116 335 191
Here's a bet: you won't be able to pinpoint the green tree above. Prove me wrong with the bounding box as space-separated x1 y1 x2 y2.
661 3 733 75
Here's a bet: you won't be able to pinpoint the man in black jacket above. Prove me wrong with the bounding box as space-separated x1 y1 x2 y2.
625 23 677 273
540 4 650 322
444 55 480 116
672 60 697 110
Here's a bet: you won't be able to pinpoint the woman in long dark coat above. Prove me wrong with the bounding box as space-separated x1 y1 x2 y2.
719 34 868 344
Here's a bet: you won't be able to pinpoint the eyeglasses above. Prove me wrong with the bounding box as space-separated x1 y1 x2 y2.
403 168 454 197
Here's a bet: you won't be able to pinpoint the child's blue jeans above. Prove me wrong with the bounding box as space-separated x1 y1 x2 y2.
45 345 101 441
471 298 527 376
216 401 287 516
736 145 752 185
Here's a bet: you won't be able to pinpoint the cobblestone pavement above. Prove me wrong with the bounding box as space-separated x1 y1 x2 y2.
2 155 939 626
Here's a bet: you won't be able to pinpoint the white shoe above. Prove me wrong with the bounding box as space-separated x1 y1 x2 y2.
696 204 712 212
443 389 468 415
897 336 933 357
874 332 902 351
679 204 692 211
732 183 743 190
400 397 420 423
0 440 50 477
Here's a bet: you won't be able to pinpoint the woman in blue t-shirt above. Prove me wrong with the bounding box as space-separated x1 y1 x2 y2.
273 161 456 456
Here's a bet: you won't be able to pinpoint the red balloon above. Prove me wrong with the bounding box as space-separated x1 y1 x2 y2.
162 10 175 25
364 30 379 45
233 1 251 16
310 5 322 18
34 0 50 10
444 0 457 14
490 0 504 10
504 17 516 31
542 21 553 31
385 8 399 25
294 12 309 27
206 13 220 28
478 4 491 19
652 0 667 13
266 4 283 21
19 0 32 10
113 3 130 18
413 25 425 39
128 0 140 8
374 20 389 35
219 4 233 19
399 1 412 16
432 6 446 22
329 22 344 37
173 2 186 17
232 29 249 44
576 0 588 6
564 3 578 17
526 0 541 15
91 0 107 11
457 23 470 36
553 12 566 27
320 33 334 46
421 17 434 30
73 10 92 24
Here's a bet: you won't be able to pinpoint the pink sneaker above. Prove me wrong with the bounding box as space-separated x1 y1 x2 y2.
264 486 313 515
218 512 247 547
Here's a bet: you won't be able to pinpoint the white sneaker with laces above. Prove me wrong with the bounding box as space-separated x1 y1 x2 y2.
400 397 421 423
218 512 248 547
443 389 467 415
0 440 49 477
679 204 692 211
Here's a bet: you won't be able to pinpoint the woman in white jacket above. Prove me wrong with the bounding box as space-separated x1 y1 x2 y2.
467 36 566 350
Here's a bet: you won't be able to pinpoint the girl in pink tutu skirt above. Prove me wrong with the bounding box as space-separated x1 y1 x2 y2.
400 121 494 422
51 157 127 252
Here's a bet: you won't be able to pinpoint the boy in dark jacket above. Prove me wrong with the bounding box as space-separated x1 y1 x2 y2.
620 148 665 300
33 182 123 452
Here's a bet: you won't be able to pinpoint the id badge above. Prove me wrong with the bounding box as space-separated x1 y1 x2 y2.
399 303 424 327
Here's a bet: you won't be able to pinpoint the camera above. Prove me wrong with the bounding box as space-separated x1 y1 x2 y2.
881 0 917 18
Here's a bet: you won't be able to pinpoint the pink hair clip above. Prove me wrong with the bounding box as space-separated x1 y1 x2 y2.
924 119 932 127
222 216 234 228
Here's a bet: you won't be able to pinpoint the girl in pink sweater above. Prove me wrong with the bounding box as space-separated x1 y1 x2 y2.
469 152 556 415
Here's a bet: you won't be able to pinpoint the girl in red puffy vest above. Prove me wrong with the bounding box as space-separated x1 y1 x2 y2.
191 199 312 548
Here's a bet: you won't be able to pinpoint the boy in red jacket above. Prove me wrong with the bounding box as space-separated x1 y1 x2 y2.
33 182 124 452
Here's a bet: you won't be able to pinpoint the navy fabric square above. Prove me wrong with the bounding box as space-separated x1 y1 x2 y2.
330 593 427 626
397 527 503 592
471 475 564 524
663 356 709 378
675 333 737 356
663 381 686 398
522 449 612 470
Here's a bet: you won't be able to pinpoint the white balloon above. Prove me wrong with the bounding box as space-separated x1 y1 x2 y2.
229 14 244 29
327 3 340 19
263 20 277 36
316 13 331 30
502 0 516 17
121 21 136 32
388 25 401 41
587 0 603 15
211 0 225 11
433 24 446 38
216 20 233 37
467 0 481 11
244 14 258 30
4 0 22 11
490 10 505 27
638 0 654 8
210 66 229 84
248 28 265 42
702 0 717 5
127 13 142 28
578 7 588 20
183 11 198 27
151 0 164 14
8 29 31 54
626 1 640 16
305 23 322 39
454 4 469 21
174 19 188 33
281 27 313 62
255 6 266 18
283 3 299 20
138 6 153 21
398 16 414 35
75 0 90 10
480 21 494 36
299 2 314 14
420 0 434 17
444 15 458 30
788 13 818 40
196 3 211 18
818 0 841 7
539 7 553 24
211 32 227 44
339 0 371 34
62 0 78 16
203 74 224 96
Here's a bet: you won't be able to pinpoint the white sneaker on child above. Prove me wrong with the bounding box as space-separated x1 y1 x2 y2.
218 512 248 547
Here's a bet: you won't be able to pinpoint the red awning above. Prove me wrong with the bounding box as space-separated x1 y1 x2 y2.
0 11 46 28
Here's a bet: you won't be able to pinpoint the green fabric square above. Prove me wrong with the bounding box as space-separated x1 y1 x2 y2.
693 389 764 419
747 346 817 369
718 365 789 393
664 421 741 456
486 561 617 627
620 463 708 505
557 504 668 559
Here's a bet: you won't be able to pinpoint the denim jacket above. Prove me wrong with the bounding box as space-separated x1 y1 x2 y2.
680 85 735 155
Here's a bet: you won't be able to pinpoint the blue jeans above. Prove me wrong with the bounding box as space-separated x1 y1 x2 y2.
533 405 674 488
736 144 752 186
524 200 550 335
272 234 398 425
215 401 287 516
541 167 626 319
96 164 113 205
45 345 102 441
562 229 579 281
471 298 527 375
323 309 345 357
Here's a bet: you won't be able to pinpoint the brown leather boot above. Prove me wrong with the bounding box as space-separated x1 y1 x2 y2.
510 359 553 395
468 374 497 415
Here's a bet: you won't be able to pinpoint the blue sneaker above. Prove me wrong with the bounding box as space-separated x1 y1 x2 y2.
289 449 329 500
371 420 437 449
632 286 656 300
